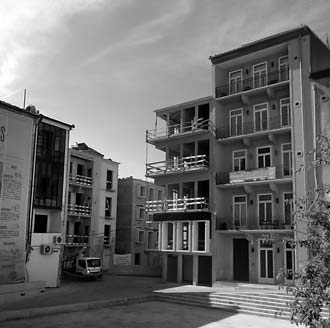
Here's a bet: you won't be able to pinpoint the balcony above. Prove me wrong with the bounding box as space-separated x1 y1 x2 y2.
69 174 92 187
216 165 292 185
217 114 291 140
216 217 293 231
146 155 208 177
65 234 89 246
146 197 208 213
67 204 91 216
215 69 289 100
146 119 215 144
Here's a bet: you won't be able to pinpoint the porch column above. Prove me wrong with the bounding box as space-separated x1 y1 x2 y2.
177 254 183 283
193 254 198 286
162 253 168 282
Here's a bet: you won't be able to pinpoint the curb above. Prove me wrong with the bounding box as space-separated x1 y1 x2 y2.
0 295 154 323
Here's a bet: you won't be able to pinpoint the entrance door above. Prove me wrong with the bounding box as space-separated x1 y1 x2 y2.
233 238 249 281
167 254 178 282
259 240 274 283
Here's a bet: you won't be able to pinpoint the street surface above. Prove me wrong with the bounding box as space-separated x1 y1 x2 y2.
5 301 297 328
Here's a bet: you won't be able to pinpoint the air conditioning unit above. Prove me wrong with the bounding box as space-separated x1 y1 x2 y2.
40 244 53 255
53 235 63 244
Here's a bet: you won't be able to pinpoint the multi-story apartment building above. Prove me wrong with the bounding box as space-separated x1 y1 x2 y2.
146 25 330 286
146 96 216 285
115 177 164 266
65 143 119 271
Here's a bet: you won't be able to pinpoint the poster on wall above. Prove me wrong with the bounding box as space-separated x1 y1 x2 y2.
113 254 132 265
0 110 34 284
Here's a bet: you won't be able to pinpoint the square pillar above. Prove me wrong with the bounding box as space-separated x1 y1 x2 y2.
193 254 198 286
177 254 183 283
162 253 167 282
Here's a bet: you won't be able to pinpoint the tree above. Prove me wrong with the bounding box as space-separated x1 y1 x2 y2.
286 136 330 328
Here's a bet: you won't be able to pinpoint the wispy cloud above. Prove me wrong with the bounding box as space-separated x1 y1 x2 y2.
84 0 193 65
0 0 129 100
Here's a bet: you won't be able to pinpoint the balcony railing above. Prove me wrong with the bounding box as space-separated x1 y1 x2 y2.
146 118 215 143
215 69 289 99
146 155 208 177
216 165 292 185
216 217 293 231
67 204 92 216
146 197 208 213
69 174 93 186
217 114 291 139
65 234 89 245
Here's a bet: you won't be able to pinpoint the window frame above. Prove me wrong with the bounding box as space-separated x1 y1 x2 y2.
258 193 273 224
256 145 272 168
253 61 268 88
228 69 243 94
232 149 247 172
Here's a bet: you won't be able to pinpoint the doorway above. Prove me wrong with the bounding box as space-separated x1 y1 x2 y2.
233 238 249 281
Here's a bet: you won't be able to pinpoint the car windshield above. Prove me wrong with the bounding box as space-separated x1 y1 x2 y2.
87 259 101 267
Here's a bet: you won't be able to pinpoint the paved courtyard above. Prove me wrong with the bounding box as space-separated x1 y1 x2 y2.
5 301 297 328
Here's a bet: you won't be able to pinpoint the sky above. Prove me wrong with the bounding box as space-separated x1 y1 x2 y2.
1 0 330 179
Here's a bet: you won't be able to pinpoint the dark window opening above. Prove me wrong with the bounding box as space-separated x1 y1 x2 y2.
34 215 48 233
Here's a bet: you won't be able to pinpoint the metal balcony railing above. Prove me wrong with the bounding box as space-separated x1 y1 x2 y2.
216 165 292 185
146 197 208 213
69 174 93 186
216 217 293 231
67 204 92 216
215 69 289 99
146 118 215 142
65 234 89 245
217 114 291 139
146 155 208 177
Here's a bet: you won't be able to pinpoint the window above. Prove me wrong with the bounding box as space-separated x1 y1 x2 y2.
78 259 86 268
258 194 273 224
233 150 246 171
229 69 242 94
282 143 292 176
136 230 144 243
139 185 146 197
177 221 190 251
257 146 271 168
106 170 113 190
253 62 267 88
69 162 72 174
284 192 293 225
104 225 111 245
135 253 140 265
34 215 48 233
233 195 247 227
192 221 210 252
105 197 112 217
157 190 163 200
148 188 154 201
87 168 92 178
162 222 174 250
77 164 84 176
138 207 144 220
254 103 268 132
279 56 289 81
147 231 154 249
229 108 243 137
280 98 291 127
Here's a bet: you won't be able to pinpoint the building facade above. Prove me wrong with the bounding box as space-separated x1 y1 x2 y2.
27 115 72 287
115 177 164 266
65 143 119 271
146 25 330 286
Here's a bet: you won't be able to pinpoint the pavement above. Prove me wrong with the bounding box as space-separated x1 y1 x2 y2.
0 274 301 327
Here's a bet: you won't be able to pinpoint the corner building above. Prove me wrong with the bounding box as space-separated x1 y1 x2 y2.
147 25 330 286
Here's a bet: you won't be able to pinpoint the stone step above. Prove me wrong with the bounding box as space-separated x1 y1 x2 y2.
154 293 291 319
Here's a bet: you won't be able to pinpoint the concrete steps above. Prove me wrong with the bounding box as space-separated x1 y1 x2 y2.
154 291 329 320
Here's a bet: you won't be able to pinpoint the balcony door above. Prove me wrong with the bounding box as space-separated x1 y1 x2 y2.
254 103 268 132
233 195 247 228
229 70 242 94
259 240 274 283
258 194 273 225
282 143 292 177
285 241 295 283
229 108 243 137
233 150 246 172
280 98 291 127
279 56 289 81
257 146 271 168
253 62 267 88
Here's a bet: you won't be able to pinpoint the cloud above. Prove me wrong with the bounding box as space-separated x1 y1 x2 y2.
0 0 129 100
84 0 193 65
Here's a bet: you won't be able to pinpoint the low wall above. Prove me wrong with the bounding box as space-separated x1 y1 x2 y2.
107 265 161 277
